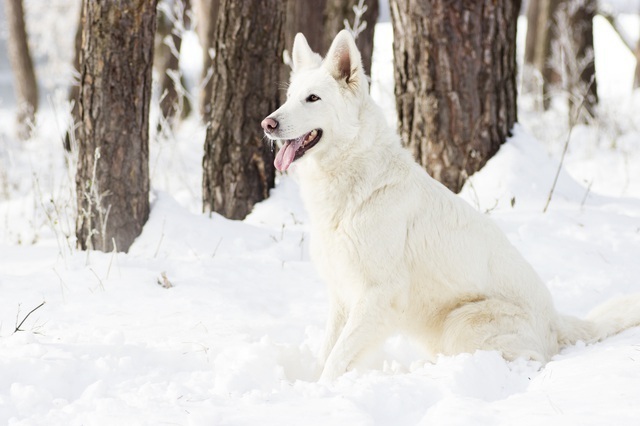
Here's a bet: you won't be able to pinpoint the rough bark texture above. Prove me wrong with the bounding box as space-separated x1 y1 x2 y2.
76 0 157 252
285 0 327 54
156 0 191 127
197 0 220 119
390 0 520 193
324 0 379 77
202 0 284 219
4 0 38 139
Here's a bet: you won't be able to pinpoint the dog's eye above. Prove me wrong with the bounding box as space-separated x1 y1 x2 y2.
306 94 320 103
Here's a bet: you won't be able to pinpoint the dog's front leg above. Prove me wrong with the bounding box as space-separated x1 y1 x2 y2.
318 299 347 372
319 292 389 382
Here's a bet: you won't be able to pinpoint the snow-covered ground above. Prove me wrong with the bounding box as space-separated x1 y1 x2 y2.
1 10 640 426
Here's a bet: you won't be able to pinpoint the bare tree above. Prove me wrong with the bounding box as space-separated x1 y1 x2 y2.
4 0 38 139
390 0 521 193
547 0 598 123
156 0 191 129
525 0 598 119
202 0 284 219
324 0 379 77
76 0 157 252
524 0 541 67
569 0 598 120
524 0 562 109
196 0 220 119
64 3 83 152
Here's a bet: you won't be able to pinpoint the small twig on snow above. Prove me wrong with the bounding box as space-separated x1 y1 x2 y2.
14 301 46 334
157 271 174 289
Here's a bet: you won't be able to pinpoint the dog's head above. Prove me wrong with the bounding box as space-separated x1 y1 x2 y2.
261 30 368 172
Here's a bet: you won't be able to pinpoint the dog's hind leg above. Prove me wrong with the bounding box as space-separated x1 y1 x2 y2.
439 298 555 362
320 291 392 381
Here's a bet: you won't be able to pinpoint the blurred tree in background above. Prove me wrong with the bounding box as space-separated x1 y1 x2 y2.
156 0 192 130
4 0 38 139
524 0 598 122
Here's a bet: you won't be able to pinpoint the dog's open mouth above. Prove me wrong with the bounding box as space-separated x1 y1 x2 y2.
274 129 323 171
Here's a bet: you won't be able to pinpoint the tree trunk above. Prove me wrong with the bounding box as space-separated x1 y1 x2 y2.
522 0 542 96
567 0 597 121
285 0 327 54
324 0 379 77
281 0 327 86
202 0 284 219
76 0 156 252
525 0 564 110
156 0 191 129
390 0 520 193
64 3 83 152
197 0 220 119
4 0 38 139
524 0 540 66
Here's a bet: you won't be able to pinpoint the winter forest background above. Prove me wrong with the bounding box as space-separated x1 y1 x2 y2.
1 0 640 424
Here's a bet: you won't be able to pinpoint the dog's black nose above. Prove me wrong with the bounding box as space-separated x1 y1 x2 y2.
261 117 278 133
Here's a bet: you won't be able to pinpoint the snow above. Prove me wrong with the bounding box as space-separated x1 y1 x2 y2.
0 13 640 426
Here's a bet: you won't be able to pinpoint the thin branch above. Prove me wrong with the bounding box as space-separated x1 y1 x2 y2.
543 77 595 213
14 301 46 333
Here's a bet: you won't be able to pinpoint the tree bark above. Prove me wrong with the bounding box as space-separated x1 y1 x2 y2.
324 0 379 77
76 0 157 252
4 0 38 139
390 0 520 193
156 0 191 128
524 0 540 66
197 0 220 119
567 0 597 121
522 0 542 96
285 0 327 54
532 0 562 109
202 0 284 219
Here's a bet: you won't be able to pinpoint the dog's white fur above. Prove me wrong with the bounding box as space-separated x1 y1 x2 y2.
264 30 640 381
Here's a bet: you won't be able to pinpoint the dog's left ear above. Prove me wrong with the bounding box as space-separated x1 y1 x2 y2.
292 33 322 72
324 30 362 88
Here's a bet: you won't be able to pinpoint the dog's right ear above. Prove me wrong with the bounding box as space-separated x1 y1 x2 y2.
292 33 322 72
323 30 362 90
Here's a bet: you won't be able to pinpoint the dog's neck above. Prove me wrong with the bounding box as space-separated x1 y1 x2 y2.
295 100 410 229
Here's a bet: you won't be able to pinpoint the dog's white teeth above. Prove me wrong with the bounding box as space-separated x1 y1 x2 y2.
310 129 317 138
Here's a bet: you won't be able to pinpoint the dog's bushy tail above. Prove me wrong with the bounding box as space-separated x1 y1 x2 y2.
557 294 640 347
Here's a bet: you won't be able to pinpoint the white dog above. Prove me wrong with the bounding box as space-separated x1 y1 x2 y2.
261 30 640 381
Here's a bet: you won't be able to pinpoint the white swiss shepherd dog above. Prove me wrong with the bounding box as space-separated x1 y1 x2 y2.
261 30 640 381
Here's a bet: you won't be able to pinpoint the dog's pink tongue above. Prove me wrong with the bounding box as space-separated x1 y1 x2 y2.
274 138 303 171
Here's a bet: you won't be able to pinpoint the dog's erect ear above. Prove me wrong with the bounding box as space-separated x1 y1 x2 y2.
324 30 362 87
292 33 322 72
